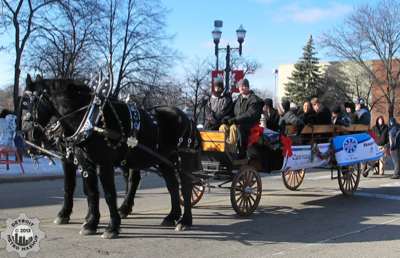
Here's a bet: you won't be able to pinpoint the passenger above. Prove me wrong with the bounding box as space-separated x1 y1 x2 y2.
331 105 351 127
344 102 357 123
310 97 331 125
372 116 389 175
260 98 279 132
354 98 371 125
389 118 400 179
220 78 263 157
298 100 315 125
204 77 233 130
278 99 304 134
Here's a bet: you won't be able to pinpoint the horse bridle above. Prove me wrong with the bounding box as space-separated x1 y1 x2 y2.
21 89 90 159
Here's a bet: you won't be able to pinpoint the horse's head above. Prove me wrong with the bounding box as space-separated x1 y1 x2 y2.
21 75 62 149
21 75 93 150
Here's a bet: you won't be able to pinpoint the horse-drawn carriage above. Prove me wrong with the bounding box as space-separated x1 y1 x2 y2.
182 123 383 217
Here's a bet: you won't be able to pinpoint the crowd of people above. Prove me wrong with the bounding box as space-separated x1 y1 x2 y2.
204 77 400 179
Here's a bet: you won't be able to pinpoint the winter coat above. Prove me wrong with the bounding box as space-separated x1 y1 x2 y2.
313 106 332 125
205 93 233 130
355 108 371 126
279 110 304 134
332 112 351 127
372 124 388 146
389 125 400 151
261 108 280 132
298 110 316 125
233 92 263 129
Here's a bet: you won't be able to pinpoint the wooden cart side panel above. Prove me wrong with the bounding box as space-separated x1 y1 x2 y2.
200 131 226 152
285 124 369 135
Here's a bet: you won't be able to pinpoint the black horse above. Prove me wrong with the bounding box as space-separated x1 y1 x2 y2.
22 75 201 238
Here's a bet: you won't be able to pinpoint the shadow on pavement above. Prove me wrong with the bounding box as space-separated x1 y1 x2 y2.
117 186 400 245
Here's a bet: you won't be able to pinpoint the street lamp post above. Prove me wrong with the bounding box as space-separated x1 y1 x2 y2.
212 21 246 92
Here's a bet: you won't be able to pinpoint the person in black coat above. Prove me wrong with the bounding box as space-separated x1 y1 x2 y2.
372 115 389 175
221 78 263 157
389 118 400 179
298 100 316 125
355 98 371 126
331 105 351 127
278 100 304 135
204 78 233 130
310 97 331 125
260 98 280 131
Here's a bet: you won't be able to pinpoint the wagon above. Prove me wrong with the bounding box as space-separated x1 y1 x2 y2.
281 124 380 195
180 124 383 217
181 130 263 217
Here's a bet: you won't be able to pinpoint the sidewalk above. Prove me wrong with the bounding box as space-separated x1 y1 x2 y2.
0 156 64 183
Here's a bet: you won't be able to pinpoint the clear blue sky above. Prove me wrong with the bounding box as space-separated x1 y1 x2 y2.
0 0 378 94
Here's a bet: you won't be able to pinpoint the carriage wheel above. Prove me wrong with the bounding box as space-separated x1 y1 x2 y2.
282 169 305 191
179 182 205 208
337 164 361 196
230 166 262 217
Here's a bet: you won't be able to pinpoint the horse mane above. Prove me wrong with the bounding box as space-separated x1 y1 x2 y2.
43 79 92 95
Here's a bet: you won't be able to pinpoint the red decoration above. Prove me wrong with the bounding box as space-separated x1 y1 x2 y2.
280 135 293 157
248 124 264 147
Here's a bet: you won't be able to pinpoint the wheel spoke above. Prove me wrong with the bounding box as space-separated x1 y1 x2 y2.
348 176 353 191
288 172 293 186
249 194 256 205
351 173 357 186
244 198 250 213
237 195 245 208
293 171 298 184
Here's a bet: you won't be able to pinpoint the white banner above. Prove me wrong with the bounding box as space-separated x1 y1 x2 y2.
333 133 383 166
281 143 330 171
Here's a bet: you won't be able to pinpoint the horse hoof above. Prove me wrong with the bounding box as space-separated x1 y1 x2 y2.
119 212 128 219
101 230 119 239
175 223 190 232
160 219 176 227
118 206 132 219
79 228 97 236
54 216 69 225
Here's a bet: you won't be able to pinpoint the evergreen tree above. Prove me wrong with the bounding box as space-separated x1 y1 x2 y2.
285 35 322 104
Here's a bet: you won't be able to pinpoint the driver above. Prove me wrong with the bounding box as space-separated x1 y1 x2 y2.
220 78 263 157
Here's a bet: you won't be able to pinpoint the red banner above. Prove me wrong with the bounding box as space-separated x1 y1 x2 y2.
211 70 244 93
232 70 244 93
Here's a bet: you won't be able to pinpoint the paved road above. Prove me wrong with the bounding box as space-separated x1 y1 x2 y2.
1 169 400 258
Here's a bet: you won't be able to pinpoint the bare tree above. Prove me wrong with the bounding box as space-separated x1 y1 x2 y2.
95 0 174 97
0 85 14 110
26 0 100 79
120 65 186 109
230 56 261 76
1 0 58 111
320 0 400 118
183 58 211 123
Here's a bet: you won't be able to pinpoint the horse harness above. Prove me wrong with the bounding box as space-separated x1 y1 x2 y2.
22 76 199 177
